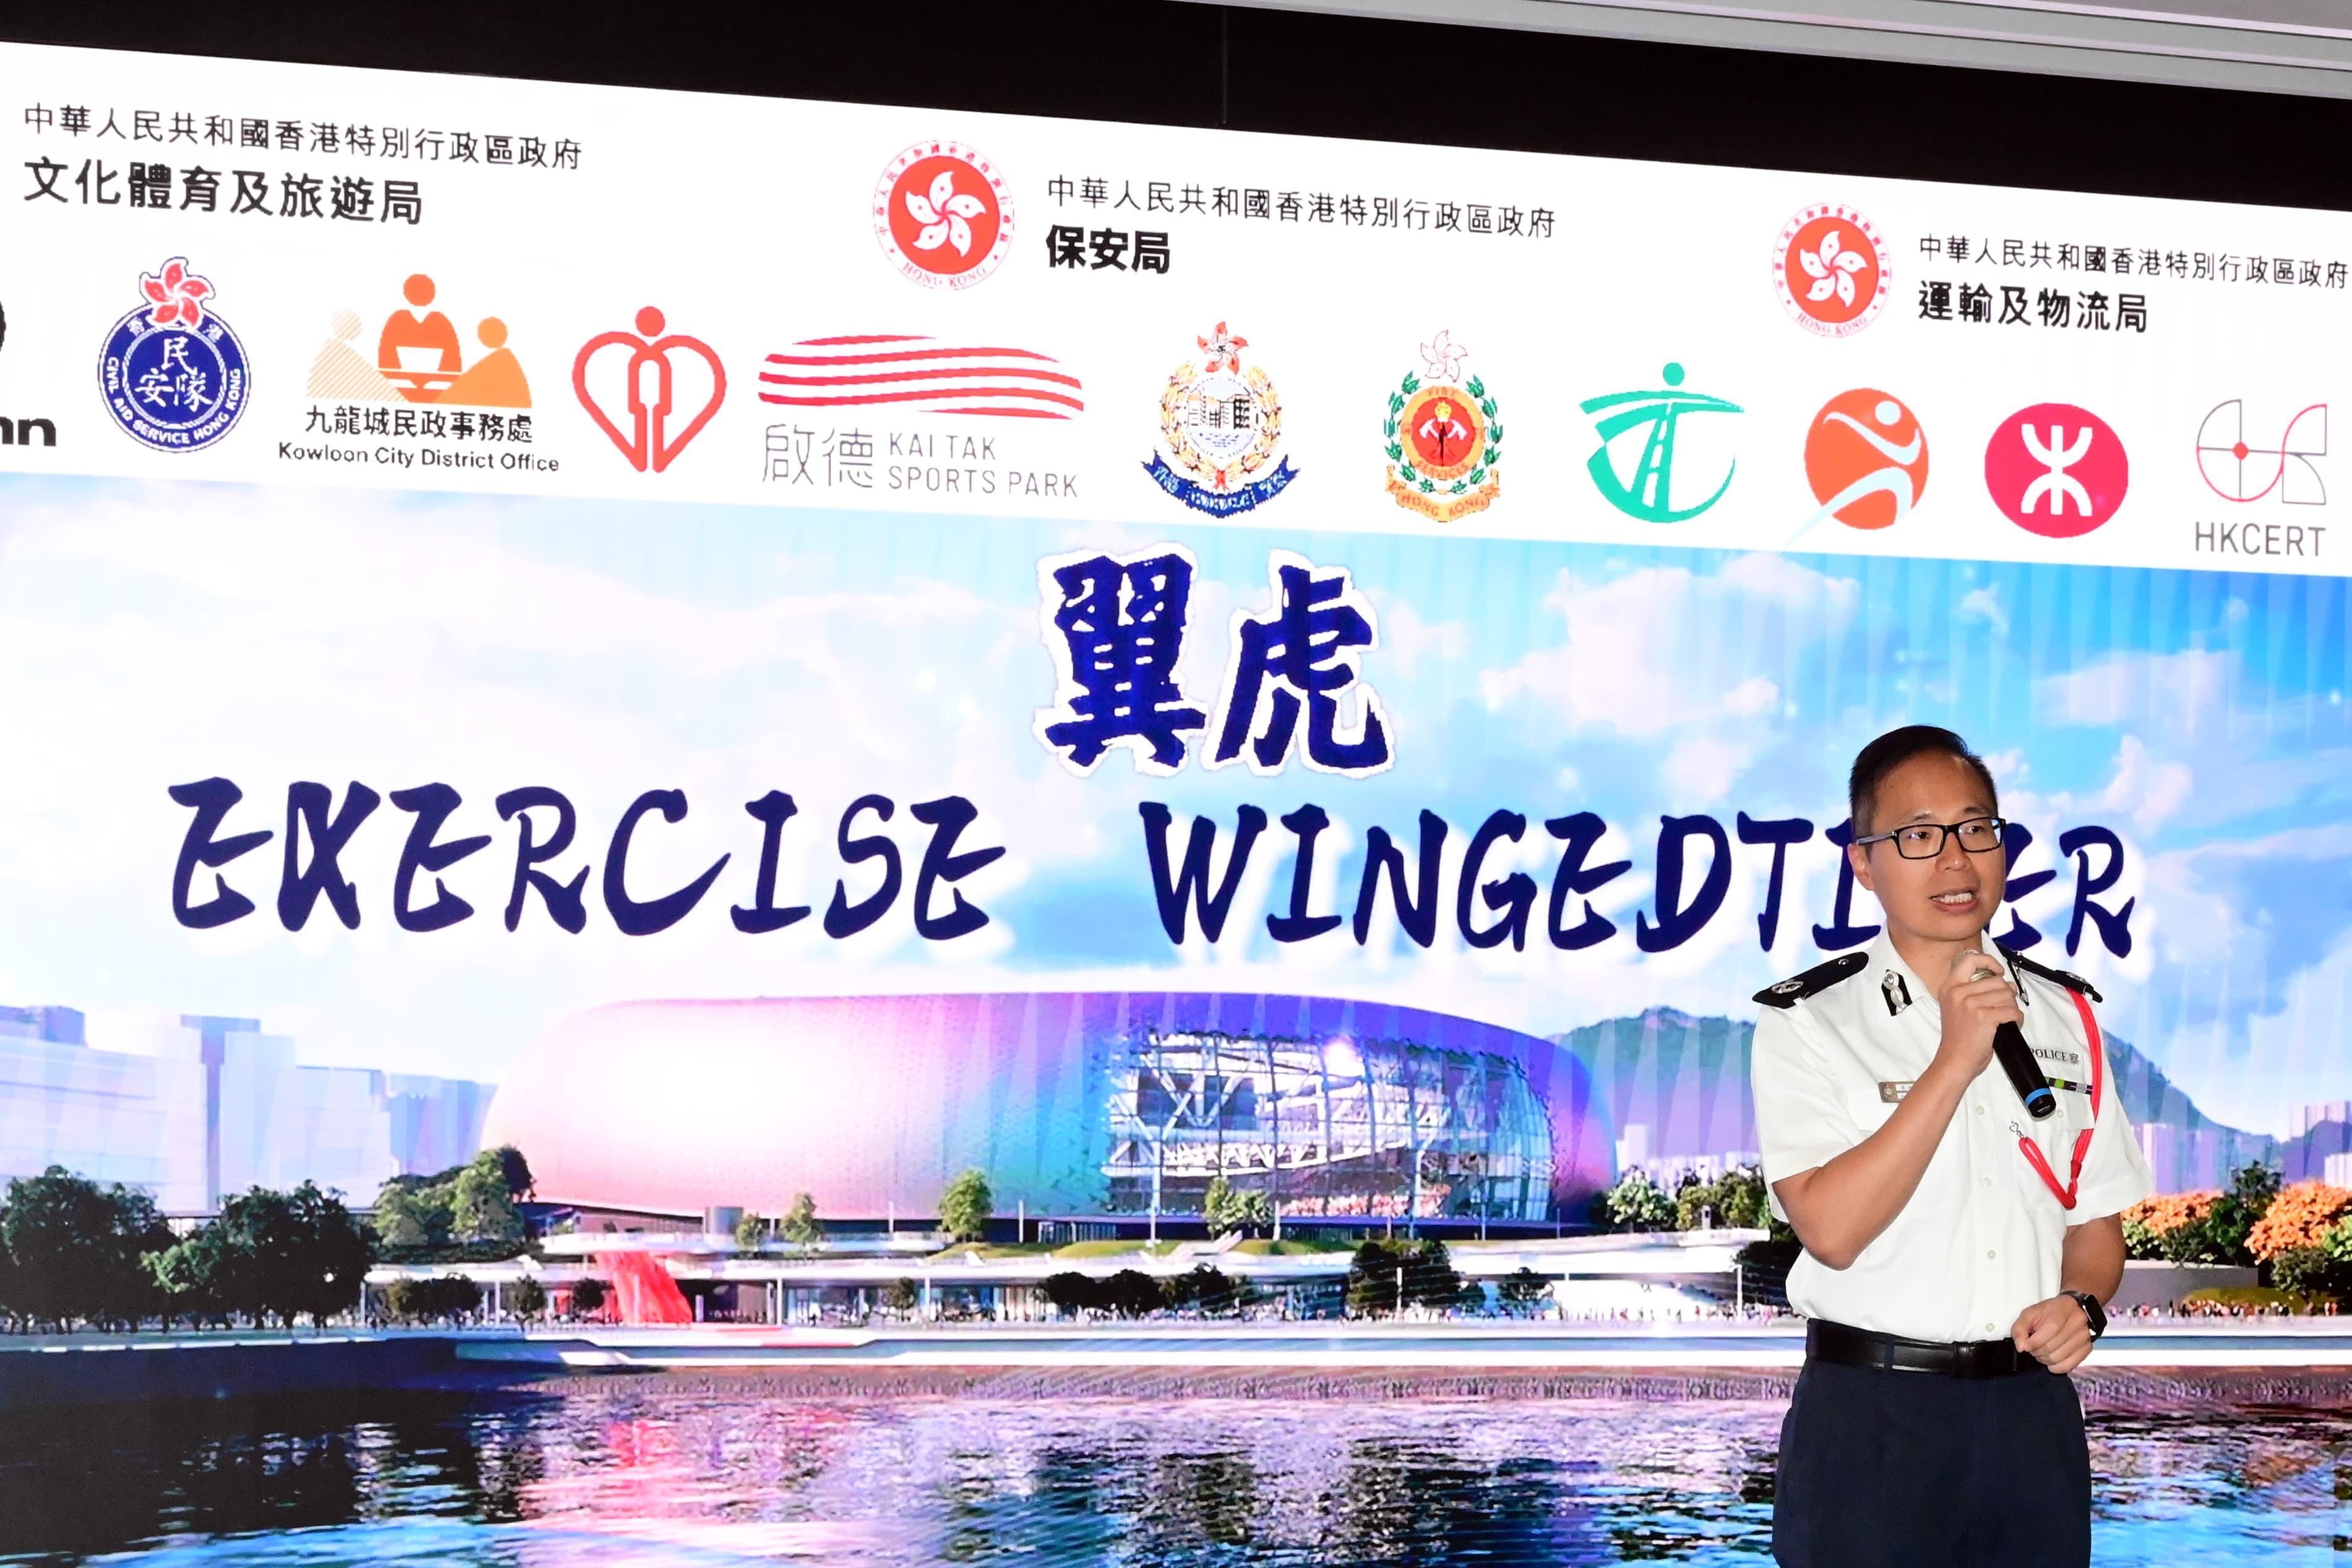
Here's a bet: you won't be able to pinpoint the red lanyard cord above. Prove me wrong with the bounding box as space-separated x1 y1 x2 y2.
2014 988 2103 1210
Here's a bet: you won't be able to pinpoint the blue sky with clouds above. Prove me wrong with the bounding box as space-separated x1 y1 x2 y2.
0 474 2343 1133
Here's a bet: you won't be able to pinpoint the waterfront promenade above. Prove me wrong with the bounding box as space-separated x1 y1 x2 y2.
9 1319 2352 1408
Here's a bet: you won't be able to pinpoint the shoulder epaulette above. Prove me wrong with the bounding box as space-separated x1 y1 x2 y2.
1997 945 2103 1004
1753 951 1868 1009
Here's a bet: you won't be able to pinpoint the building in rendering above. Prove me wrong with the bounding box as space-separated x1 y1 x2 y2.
483 991 1616 1228
0 1006 494 1212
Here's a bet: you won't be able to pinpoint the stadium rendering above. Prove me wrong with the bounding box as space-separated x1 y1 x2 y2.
483 992 1616 1232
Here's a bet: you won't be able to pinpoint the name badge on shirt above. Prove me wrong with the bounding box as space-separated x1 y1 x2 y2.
1878 1080 1914 1103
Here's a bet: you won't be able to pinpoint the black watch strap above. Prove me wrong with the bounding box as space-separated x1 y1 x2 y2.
2063 1289 2106 1339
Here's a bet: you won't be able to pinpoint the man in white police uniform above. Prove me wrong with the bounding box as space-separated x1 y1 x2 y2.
1753 726 2152 1567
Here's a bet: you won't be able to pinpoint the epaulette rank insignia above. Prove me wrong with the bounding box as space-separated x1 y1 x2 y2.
1998 946 2103 1004
1753 950 1868 1009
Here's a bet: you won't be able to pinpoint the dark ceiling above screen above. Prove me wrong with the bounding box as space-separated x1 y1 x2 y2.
1210 0 2352 100
6 0 2350 209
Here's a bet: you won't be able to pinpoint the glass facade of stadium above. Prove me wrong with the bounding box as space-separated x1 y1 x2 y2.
489 992 1615 1227
1102 1028 1553 1222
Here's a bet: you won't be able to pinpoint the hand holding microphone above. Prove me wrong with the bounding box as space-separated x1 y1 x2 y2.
1939 949 2058 1120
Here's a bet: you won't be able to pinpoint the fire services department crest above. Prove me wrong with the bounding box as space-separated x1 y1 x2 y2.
1142 321 1298 515
1383 329 1501 522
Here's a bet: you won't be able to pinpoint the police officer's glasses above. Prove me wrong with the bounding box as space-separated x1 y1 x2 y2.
1853 815 2007 859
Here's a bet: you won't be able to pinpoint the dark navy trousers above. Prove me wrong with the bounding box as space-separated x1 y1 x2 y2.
1773 1358 2092 1567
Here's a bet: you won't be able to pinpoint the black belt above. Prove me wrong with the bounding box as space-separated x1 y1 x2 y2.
1806 1318 2038 1378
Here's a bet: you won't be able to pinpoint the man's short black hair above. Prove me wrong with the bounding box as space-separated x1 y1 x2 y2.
1848 725 1999 836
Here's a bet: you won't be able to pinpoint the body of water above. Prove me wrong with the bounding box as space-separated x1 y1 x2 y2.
0 1378 2340 1566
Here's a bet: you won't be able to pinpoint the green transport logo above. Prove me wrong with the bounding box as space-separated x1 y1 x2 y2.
1579 362 1741 522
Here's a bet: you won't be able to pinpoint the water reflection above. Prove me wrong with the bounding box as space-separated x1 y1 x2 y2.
0 1381 2339 1566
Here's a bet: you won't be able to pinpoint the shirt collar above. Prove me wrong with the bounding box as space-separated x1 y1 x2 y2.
1868 929 1938 1019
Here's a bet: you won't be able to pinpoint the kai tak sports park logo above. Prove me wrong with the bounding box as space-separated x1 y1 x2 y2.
1801 387 1929 535
1144 322 1298 516
875 140 1013 290
1383 329 1501 523
1580 361 1740 523
572 305 727 473
1985 402 2129 538
1774 203 1889 338
98 257 251 452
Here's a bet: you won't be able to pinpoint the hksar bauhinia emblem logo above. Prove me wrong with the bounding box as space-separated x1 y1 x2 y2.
874 140 1013 290
97 257 251 452
1774 203 1888 338
1143 322 1298 516
1383 329 1501 523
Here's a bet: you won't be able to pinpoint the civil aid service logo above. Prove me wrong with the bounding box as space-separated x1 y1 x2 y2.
1773 204 1889 338
875 140 1013 290
1985 403 2129 538
1803 388 1928 531
97 257 250 452
573 306 726 473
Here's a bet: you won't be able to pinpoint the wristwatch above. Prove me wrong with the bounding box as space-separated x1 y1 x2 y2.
2062 1289 2107 1339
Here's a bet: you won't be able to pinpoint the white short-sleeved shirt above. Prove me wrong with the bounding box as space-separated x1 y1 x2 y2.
1750 932 2153 1343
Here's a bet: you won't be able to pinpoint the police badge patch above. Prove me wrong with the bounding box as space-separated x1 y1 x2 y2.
1384 329 1501 523
1143 322 1297 516
98 258 251 453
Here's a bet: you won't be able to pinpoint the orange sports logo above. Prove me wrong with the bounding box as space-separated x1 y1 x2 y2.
1803 388 1928 529
1774 204 1888 338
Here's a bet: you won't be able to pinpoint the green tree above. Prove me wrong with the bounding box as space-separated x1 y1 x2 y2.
1669 1168 1773 1232
880 1277 920 1316
507 1277 548 1321
148 1223 243 1327
570 1277 609 1319
374 1183 449 1250
1042 1270 1097 1314
1602 1168 1676 1232
1497 1267 1552 1313
779 1192 823 1248
451 1150 525 1245
938 1169 994 1242
1 1166 172 1329
489 1145 534 1201
1202 1175 1238 1236
210 1181 374 1327
1346 1238 1464 1316
1162 1263 1238 1314
1202 1176 1273 1237
733 1211 769 1252
2163 1164 2281 1266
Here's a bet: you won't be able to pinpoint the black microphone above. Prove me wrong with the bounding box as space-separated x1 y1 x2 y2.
1972 958 2056 1120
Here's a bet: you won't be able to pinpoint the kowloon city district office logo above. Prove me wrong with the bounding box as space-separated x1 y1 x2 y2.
1383 329 1501 523
1143 322 1298 516
1774 203 1889 338
1803 388 1929 531
1985 401 2129 538
874 139 1013 290
97 257 250 452
1580 361 1740 523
